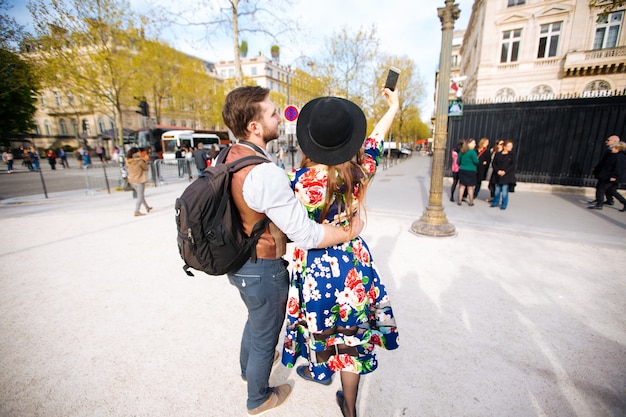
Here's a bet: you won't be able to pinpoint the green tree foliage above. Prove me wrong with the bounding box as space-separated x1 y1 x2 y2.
131 39 226 130
0 0 39 140
370 56 429 143
28 0 143 146
0 49 39 139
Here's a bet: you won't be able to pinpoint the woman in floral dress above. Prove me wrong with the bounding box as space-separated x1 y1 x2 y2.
282 88 400 417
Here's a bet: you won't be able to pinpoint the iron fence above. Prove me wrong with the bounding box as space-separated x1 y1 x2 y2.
446 95 626 186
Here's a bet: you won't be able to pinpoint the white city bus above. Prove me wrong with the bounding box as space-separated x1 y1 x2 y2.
161 130 220 159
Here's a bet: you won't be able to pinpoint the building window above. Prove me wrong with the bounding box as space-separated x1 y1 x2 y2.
537 22 561 58
268 68 273 77
170 119 176 126
40 94 46 107
54 91 62 106
181 120 187 127
44 120 51 136
98 118 105 133
593 11 623 49
500 29 522 63
67 93 74 106
220 70 226 78
59 119 67 135
507 0 525 6
229 69 235 77
34 124 40 135
251 66 257 75
71 119 77 135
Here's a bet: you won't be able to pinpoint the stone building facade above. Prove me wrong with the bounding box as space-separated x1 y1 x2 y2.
460 0 626 102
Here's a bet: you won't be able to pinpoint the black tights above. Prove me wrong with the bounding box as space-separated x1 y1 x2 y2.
312 326 361 417
339 372 360 417
450 177 459 201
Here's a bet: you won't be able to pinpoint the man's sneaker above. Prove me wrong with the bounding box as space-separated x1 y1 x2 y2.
247 384 291 416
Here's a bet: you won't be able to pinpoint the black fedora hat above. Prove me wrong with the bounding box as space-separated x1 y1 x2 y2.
296 96 366 166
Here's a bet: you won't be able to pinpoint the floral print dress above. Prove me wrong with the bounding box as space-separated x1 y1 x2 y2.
282 134 399 383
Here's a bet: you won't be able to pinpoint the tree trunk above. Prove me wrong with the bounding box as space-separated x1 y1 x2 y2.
231 0 243 87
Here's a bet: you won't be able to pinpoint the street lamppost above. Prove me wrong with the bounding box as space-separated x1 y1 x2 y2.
411 0 459 237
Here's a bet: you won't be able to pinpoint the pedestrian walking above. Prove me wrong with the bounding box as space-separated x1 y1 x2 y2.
46 149 57 170
193 143 209 177
58 148 70 168
30 147 40 172
3 149 14 173
126 147 152 217
589 135 620 207
588 140 626 211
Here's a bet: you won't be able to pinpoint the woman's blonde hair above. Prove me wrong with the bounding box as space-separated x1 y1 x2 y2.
301 149 367 231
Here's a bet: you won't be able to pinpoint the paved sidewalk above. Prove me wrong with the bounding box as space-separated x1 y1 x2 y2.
0 155 624 417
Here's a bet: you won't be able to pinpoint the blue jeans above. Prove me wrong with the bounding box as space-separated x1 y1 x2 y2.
493 183 510 209
228 258 289 410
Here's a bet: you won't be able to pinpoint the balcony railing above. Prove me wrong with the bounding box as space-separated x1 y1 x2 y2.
564 46 626 76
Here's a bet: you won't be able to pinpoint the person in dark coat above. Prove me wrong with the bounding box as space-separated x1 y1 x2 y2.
487 140 504 203
474 137 491 199
589 140 626 211
490 140 517 210
589 135 620 206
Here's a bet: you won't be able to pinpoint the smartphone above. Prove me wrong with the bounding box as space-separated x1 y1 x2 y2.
384 67 401 91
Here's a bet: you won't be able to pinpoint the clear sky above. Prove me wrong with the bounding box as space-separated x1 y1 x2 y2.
7 0 474 122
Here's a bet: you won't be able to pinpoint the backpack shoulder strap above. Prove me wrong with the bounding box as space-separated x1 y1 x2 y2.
227 155 270 173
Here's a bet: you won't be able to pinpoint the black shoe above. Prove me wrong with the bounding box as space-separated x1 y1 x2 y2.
587 199 597 204
296 365 332 385
620 206 626 212
336 391 347 417
603 200 614 206
588 205 602 210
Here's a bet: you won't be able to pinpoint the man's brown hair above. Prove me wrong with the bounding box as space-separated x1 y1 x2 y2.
222 86 270 139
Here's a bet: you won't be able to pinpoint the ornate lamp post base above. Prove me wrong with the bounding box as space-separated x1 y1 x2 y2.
411 205 456 237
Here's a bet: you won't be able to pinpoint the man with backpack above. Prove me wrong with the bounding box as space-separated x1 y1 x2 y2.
220 86 363 416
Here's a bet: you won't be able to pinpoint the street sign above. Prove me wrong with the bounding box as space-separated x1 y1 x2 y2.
286 122 296 134
284 105 299 122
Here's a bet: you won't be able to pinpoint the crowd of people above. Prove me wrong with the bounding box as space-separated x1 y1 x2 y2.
449 134 626 212
449 137 518 210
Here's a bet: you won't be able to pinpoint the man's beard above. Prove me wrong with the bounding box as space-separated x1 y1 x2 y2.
262 125 279 144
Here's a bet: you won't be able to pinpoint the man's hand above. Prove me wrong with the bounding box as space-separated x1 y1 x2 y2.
350 216 365 239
